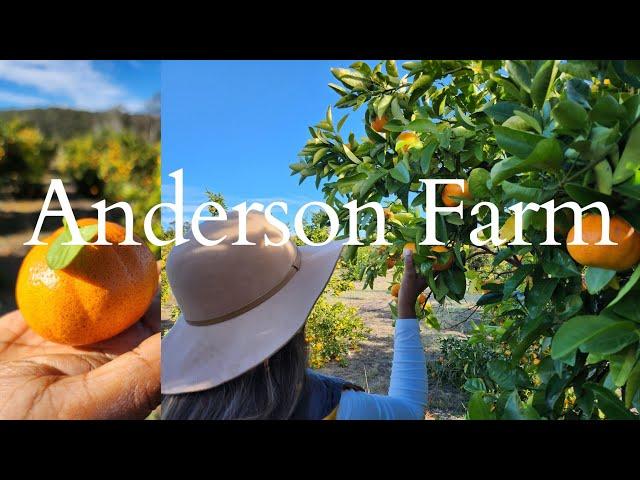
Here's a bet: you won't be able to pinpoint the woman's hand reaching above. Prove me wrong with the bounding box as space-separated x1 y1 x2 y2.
397 248 428 319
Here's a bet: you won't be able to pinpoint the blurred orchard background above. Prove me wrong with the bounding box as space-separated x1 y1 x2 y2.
0 60 161 316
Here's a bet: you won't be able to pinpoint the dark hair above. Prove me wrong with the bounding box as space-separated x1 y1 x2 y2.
161 328 308 420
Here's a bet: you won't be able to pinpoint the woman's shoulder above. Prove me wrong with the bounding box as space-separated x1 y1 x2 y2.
289 370 362 420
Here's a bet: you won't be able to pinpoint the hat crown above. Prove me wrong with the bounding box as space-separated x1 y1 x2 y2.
166 211 299 325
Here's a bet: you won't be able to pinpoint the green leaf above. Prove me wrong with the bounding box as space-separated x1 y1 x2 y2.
590 94 626 127
443 269 466 299
613 122 640 185
566 78 592 108
312 147 329 165
488 360 530 390
542 249 581 278
512 314 551 360
502 391 540 420
406 118 438 134
526 279 559 319
624 94 640 123
419 140 437 173
551 314 638 360
607 267 640 309
330 67 369 90
342 144 361 164
336 114 349 132
476 292 503 306
609 345 637 387
463 378 487 393
355 170 386 198
559 61 596 80
612 60 640 89
467 392 495 420
390 158 410 184
503 264 534 299
455 105 476 130
383 119 408 132
514 110 542 134
593 160 613 195
46 223 99 270
584 383 636 420
375 95 393 119
625 361 640 408
564 183 618 208
468 168 491 199
482 101 522 123
341 245 358 263
584 267 617 294
385 60 399 77
490 137 562 185
552 99 589 131
501 181 547 203
408 74 434 104
557 294 584 320
530 60 558 109
506 60 531 93
493 125 544 158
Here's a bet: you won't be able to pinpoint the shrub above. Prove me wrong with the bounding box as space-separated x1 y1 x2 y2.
305 296 369 368
429 335 504 389
58 131 161 254
0 119 55 196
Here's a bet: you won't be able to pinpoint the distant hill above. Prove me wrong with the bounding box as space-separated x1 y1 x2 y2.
0 108 160 142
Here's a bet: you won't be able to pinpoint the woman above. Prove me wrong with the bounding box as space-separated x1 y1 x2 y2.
161 210 427 420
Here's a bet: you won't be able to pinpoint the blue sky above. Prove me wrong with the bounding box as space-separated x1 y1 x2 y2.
0 60 160 112
162 60 381 228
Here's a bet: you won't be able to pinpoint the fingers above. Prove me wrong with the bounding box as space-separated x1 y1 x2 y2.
140 294 161 334
53 333 161 420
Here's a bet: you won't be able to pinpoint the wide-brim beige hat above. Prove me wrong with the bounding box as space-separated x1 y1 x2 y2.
161 210 344 395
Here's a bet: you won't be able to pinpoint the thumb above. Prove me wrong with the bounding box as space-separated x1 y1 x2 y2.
55 333 161 420
403 248 416 274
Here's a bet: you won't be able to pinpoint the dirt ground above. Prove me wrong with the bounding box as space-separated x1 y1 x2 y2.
162 272 480 420
316 274 478 420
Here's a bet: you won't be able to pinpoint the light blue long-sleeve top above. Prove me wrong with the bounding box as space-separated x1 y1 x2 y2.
336 318 428 420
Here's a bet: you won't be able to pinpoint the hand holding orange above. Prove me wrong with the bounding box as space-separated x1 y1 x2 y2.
16 218 158 345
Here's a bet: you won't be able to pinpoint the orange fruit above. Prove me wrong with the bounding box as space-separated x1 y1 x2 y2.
371 116 388 132
566 214 640 271
442 180 473 207
390 283 401 297
404 242 417 253
417 293 427 305
396 131 420 153
383 208 394 220
15 218 158 345
431 245 454 272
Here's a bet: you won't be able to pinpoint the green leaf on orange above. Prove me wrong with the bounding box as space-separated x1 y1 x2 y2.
46 223 99 270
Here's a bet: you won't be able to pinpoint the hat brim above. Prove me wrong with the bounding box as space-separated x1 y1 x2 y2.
161 241 345 394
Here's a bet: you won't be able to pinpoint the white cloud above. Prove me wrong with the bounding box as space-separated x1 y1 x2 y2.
0 60 145 112
0 89 48 107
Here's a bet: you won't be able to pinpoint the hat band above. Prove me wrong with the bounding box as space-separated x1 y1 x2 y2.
185 246 302 326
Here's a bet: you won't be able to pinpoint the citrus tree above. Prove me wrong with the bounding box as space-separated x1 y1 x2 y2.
291 60 640 419
59 131 161 254
0 119 55 196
